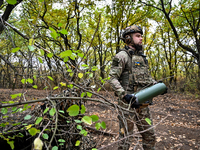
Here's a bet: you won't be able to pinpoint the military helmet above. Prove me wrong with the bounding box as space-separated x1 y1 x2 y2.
122 25 143 38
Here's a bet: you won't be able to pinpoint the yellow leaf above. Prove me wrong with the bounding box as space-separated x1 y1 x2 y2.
78 73 83 78
26 124 32 130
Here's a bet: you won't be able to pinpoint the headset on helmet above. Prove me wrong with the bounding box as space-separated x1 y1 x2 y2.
121 25 143 43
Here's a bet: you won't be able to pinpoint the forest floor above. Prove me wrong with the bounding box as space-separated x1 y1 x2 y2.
0 89 200 150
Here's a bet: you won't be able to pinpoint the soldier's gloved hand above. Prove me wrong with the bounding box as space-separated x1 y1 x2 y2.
131 101 141 109
123 94 135 104
123 94 141 108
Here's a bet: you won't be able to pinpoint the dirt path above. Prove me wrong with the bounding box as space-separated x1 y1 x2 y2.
85 92 200 150
1 89 200 150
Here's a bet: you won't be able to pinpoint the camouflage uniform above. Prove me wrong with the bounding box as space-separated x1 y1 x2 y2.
109 46 156 150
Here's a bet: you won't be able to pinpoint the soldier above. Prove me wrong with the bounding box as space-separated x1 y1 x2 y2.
109 25 156 150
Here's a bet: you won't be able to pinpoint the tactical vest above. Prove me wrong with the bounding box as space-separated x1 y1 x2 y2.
119 47 153 93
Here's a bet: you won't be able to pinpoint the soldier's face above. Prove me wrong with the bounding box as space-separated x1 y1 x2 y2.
132 33 143 45
132 33 143 50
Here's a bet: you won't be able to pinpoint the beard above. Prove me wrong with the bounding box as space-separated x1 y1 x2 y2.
133 43 142 51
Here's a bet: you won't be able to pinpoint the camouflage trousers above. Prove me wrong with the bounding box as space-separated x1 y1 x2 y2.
117 105 155 150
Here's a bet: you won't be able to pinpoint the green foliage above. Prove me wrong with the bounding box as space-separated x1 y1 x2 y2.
67 105 80 116
28 128 39 136
35 117 43 125
81 116 92 125
145 118 152 125
6 0 17 5
42 133 49 140
49 108 56 116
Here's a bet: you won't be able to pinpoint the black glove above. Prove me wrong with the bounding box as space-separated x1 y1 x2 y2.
123 94 135 103
123 94 141 109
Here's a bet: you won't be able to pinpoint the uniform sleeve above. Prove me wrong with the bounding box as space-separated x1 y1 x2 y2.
109 52 129 98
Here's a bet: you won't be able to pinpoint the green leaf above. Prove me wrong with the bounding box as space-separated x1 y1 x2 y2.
24 104 28 108
38 57 43 63
75 140 80 146
35 117 43 125
67 69 72 72
6 0 17 5
70 53 76 60
80 105 86 114
40 49 44 56
58 23 63 27
60 50 72 58
47 53 53 58
9 101 15 104
81 64 88 68
11 47 20 53
59 110 64 113
53 86 59 90
43 107 49 114
81 92 86 98
101 121 106 129
59 29 68 35
12 122 21 126
10 93 22 99
7 140 14 149
67 84 73 89
50 30 58 39
28 45 35 51
81 116 92 125
12 107 17 112
90 115 99 122
47 76 54 81
80 129 88 136
43 86 48 90
92 148 98 150
74 120 82 123
27 78 33 84
77 125 82 130
145 118 152 125
95 123 101 130
69 72 73 77
1 108 8 114
28 128 38 136
52 146 58 150
24 115 32 120
89 73 93 78
58 139 65 142
21 79 26 84
49 108 56 116
33 85 38 89
0 123 6 127
92 66 98 71
42 133 49 140
78 52 84 58
86 92 92 98
63 57 69 62
67 105 80 116
97 87 101 92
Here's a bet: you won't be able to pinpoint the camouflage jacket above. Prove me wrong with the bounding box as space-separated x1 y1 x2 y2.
109 46 155 98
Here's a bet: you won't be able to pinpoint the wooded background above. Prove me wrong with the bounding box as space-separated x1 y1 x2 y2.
0 0 199 94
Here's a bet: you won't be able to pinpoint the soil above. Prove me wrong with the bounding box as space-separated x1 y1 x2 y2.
1 88 200 150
